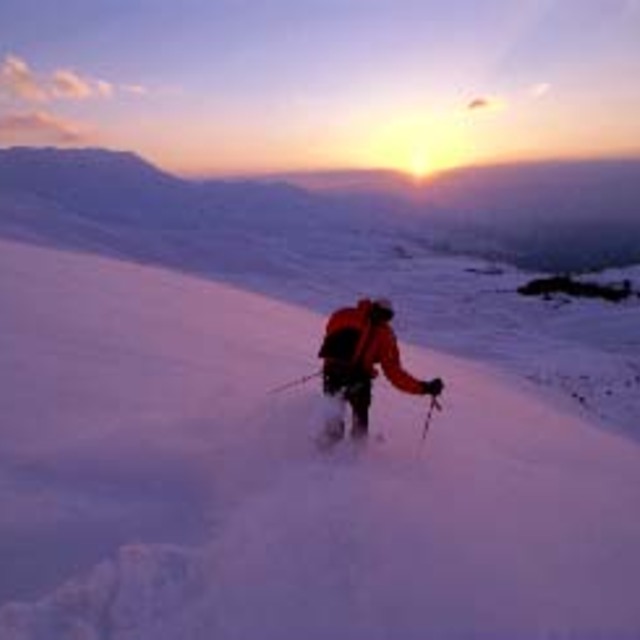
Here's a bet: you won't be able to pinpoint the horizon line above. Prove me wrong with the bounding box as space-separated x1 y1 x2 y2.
2 143 640 183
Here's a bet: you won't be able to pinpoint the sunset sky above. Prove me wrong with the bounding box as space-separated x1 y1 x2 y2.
0 0 639 177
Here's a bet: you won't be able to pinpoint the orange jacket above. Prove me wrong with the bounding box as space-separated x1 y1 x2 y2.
320 299 424 395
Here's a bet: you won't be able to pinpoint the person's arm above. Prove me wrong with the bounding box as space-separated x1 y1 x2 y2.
378 329 425 395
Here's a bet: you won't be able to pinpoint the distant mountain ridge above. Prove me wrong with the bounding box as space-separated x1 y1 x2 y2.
0 147 362 229
0 146 426 238
0 147 195 228
0 147 419 283
1 146 639 272
273 157 640 272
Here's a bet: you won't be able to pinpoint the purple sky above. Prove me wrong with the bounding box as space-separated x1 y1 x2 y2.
0 0 639 176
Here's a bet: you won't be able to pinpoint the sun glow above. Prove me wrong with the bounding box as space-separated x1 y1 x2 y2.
410 152 430 179
366 112 471 179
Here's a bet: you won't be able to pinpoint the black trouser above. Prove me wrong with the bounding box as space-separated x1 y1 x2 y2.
323 364 372 435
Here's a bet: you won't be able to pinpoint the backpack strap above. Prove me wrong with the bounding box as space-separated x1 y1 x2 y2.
349 316 374 371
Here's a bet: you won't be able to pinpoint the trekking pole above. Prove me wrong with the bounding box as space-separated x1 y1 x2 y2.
269 369 323 394
421 395 443 442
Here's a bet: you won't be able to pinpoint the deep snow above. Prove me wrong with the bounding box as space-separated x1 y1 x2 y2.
1 238 640 639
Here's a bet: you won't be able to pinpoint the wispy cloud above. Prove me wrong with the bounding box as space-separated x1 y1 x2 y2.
121 84 148 96
0 53 147 103
96 80 114 98
528 83 551 99
465 84 547 115
1 55 48 102
0 110 88 143
52 69 94 100
466 96 506 113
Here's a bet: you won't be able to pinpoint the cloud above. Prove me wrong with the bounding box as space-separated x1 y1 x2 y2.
528 83 551 99
1 53 145 103
0 110 88 143
464 84 549 116
53 71 121 101
96 80 114 98
1 55 48 102
52 69 94 100
121 84 148 96
467 97 490 111
466 96 506 113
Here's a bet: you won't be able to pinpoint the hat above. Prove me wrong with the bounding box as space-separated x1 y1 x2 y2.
371 297 395 321
373 297 394 313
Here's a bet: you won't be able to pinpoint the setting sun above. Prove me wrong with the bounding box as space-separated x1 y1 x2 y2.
365 112 471 179
410 151 431 180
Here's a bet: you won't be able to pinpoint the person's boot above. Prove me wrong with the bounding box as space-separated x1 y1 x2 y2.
318 417 345 449
350 415 368 441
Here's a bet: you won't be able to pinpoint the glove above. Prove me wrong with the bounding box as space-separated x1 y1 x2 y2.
421 377 444 397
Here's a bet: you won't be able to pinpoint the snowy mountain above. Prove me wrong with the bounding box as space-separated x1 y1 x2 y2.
3 148 640 273
0 147 196 228
0 147 413 233
1 147 638 438
1 238 639 639
0 148 429 289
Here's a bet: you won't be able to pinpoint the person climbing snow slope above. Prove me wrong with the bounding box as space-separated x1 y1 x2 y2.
318 297 444 444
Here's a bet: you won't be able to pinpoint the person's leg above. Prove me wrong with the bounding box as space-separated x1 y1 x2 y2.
347 379 371 439
321 371 346 443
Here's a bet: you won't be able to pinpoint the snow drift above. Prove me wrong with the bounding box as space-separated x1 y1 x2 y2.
1 238 640 639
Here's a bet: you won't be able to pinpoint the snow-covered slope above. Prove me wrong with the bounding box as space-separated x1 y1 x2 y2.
1 238 639 638
2 148 639 442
